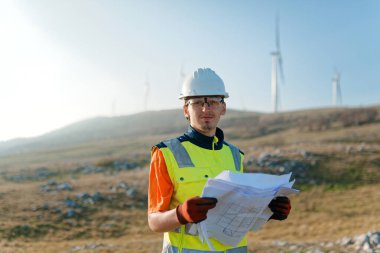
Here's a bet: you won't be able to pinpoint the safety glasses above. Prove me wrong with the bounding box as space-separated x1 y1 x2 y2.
186 97 224 109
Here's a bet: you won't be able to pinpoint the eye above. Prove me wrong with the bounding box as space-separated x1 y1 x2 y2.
209 100 219 107
191 101 203 107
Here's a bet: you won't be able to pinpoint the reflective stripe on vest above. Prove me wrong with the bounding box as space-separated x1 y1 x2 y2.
163 139 241 171
163 139 195 168
163 245 248 253
227 142 241 172
173 224 197 235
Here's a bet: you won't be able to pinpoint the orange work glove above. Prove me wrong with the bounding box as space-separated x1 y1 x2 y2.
269 196 291 221
176 196 218 224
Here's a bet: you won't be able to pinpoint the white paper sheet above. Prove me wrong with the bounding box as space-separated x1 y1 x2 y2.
197 171 299 250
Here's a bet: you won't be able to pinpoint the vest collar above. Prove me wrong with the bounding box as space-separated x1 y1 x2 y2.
184 126 224 150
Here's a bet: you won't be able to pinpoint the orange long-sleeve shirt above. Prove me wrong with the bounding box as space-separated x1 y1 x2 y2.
148 147 173 213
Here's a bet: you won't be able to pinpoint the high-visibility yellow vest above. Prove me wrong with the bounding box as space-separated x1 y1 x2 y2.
157 127 248 253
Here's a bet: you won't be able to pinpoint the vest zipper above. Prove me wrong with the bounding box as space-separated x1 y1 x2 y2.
212 136 218 151
212 137 219 171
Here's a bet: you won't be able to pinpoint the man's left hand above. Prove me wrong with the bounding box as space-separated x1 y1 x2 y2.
268 196 291 221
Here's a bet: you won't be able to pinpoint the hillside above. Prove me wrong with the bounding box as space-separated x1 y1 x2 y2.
0 105 379 172
0 105 379 252
0 109 256 156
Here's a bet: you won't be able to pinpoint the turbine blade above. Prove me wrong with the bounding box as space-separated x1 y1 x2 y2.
276 14 285 84
276 15 281 52
179 63 186 89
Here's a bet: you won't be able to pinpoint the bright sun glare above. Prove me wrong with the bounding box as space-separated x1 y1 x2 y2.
0 2 67 141
0 2 116 142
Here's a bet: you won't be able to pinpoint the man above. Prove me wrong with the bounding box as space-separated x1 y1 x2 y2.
148 68 291 252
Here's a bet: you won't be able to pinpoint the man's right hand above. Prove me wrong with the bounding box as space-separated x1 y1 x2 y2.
176 196 218 224
268 196 291 221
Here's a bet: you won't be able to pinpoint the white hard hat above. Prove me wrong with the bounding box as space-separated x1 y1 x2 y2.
179 68 229 99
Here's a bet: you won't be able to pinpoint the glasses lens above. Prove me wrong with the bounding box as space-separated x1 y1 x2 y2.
207 97 222 106
188 97 223 108
187 98 203 107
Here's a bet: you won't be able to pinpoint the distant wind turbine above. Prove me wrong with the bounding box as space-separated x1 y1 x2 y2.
111 99 116 116
332 70 342 106
270 15 285 113
144 73 150 111
178 63 186 89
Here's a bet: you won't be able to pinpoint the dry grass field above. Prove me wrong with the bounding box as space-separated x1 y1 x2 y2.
0 167 378 252
0 106 379 252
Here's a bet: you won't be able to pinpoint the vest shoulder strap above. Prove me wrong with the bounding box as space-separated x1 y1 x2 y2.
224 141 242 172
163 138 195 168
163 138 242 172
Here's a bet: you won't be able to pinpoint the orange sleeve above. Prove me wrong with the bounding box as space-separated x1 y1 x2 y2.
148 147 174 213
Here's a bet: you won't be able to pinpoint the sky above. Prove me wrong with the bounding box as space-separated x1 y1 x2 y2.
0 0 379 142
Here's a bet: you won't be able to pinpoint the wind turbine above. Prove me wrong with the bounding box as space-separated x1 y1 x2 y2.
332 70 342 106
270 15 285 113
178 63 186 89
111 98 116 116
143 73 150 111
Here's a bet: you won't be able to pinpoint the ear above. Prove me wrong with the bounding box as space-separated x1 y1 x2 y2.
183 105 190 119
220 103 226 116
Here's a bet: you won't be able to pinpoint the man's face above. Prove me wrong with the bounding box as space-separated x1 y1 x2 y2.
183 96 226 136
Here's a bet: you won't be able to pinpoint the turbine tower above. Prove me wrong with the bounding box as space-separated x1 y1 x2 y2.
332 70 342 106
271 15 285 113
143 73 150 111
179 63 186 89
111 99 116 116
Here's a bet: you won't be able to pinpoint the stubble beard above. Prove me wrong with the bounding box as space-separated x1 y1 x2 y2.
200 120 216 132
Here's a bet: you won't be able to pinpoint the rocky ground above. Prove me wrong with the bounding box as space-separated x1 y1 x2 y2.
0 141 379 252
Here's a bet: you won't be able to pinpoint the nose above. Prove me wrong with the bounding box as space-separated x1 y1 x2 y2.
201 103 211 111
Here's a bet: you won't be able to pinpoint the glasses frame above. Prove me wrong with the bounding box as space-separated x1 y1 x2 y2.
185 97 225 109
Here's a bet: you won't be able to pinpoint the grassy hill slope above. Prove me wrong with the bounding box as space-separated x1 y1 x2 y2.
0 106 379 172
0 105 379 252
